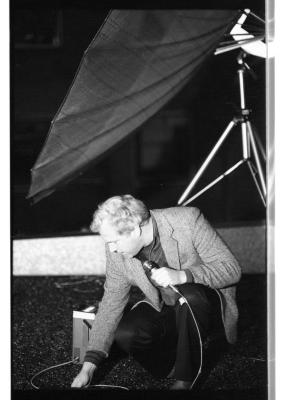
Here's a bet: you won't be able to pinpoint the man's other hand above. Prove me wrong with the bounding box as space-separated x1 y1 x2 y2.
71 361 97 388
151 267 187 288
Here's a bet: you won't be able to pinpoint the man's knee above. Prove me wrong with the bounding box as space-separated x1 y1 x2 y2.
115 319 157 353
114 324 135 353
178 283 212 307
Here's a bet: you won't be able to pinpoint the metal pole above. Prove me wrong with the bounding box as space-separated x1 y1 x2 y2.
238 68 246 109
249 10 266 24
247 121 267 197
241 122 250 158
182 159 246 206
238 65 251 159
247 160 266 206
214 36 265 55
251 124 266 161
177 119 237 205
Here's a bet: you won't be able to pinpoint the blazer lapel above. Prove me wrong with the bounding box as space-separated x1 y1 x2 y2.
151 210 181 270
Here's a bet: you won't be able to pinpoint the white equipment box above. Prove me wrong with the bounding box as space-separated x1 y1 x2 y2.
72 306 96 363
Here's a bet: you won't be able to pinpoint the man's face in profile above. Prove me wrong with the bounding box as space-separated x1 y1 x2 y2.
100 220 143 259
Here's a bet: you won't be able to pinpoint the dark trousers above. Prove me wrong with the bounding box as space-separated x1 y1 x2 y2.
114 283 226 387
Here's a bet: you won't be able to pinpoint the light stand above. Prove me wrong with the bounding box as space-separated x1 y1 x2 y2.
177 50 266 207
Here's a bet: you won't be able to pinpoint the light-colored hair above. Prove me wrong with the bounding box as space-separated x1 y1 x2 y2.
90 195 150 235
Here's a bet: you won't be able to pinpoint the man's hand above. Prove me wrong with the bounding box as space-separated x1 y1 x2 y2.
71 362 97 388
150 267 187 288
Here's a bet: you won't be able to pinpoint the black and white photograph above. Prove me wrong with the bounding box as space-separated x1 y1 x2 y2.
10 0 273 399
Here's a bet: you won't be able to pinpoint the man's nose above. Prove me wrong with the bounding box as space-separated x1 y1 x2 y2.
109 243 117 253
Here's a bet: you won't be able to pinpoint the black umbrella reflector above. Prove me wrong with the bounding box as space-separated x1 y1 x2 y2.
28 9 238 202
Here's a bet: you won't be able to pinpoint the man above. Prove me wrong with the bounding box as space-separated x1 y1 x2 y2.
71 194 241 389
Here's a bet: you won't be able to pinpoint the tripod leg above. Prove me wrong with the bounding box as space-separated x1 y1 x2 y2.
246 121 266 198
182 159 246 206
251 124 266 161
247 160 266 206
177 120 237 205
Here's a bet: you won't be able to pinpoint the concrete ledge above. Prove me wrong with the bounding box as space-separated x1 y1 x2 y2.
217 224 266 274
13 235 106 276
13 224 266 275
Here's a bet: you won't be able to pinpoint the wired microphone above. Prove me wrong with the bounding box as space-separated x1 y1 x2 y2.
142 260 181 295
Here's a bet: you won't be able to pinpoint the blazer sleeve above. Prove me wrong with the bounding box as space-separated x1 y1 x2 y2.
188 208 241 289
86 246 131 356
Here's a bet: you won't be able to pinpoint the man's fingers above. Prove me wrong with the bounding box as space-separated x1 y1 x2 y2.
71 378 83 387
71 372 89 388
150 271 168 287
151 269 168 281
151 269 165 279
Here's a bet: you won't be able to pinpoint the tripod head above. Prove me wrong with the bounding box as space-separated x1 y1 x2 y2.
237 50 257 80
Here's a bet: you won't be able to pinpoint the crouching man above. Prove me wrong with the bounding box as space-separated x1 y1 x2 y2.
71 194 241 390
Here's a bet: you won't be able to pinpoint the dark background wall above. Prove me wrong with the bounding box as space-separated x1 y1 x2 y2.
11 1 266 238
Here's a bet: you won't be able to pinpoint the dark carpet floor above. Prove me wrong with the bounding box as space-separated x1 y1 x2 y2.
12 274 267 399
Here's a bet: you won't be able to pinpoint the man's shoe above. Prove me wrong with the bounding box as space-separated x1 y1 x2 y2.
170 380 192 390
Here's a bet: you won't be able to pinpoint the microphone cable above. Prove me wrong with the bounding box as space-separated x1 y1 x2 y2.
83 383 129 390
142 260 203 389
30 357 79 389
30 357 129 390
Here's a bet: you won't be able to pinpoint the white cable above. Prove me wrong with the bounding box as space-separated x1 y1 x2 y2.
30 358 79 389
86 384 129 390
173 287 203 390
30 357 129 391
142 261 203 388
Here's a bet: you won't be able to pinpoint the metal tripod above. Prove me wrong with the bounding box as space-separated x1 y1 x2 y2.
177 51 266 207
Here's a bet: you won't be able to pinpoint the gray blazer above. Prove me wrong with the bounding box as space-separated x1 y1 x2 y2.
87 207 241 356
